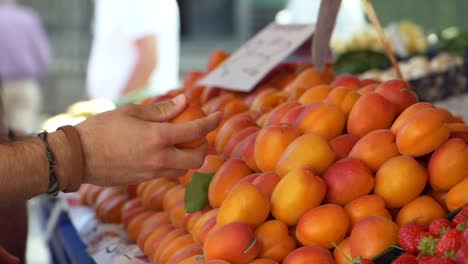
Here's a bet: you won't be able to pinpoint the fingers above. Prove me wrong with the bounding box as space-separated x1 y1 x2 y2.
125 94 187 122
158 112 223 146
165 141 209 170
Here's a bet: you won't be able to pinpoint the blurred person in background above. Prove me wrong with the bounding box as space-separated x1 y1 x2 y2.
0 0 51 263
0 0 52 135
87 0 180 103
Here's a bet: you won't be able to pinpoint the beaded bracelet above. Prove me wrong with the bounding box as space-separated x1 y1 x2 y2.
38 130 59 196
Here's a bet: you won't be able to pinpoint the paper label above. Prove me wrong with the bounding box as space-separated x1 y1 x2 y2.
199 23 315 92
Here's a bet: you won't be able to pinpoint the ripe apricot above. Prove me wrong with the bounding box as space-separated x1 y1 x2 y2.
428 138 468 191
254 220 296 262
333 238 352 264
325 86 361 118
217 183 270 229
263 101 300 126
296 204 349 249
156 234 196 264
348 129 399 172
275 133 336 176
209 158 254 208
295 102 346 140
349 216 399 260
329 134 359 159
152 229 186 262
298 84 332 105
396 195 446 227
445 178 468 212
391 102 434 134
344 195 392 233
248 259 278 264
331 74 361 90
283 245 335 264
204 222 260 264
254 124 301 172
166 245 203 264
374 155 428 208
374 79 418 114
143 224 176 258
271 168 326 225
215 114 256 154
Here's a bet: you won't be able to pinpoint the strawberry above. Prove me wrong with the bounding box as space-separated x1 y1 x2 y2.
360 259 374 264
455 243 468 264
435 229 463 258
417 255 456 264
430 219 454 237
417 232 439 256
399 223 429 254
392 254 418 264
453 206 468 226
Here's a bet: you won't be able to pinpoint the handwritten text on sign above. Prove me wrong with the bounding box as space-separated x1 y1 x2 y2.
198 23 315 92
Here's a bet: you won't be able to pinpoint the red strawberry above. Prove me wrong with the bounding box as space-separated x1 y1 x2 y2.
417 255 456 264
455 243 468 264
430 219 454 237
399 223 429 254
360 259 374 264
392 254 418 264
435 229 463 258
453 206 468 226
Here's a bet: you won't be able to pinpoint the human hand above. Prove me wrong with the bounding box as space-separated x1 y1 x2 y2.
75 94 222 186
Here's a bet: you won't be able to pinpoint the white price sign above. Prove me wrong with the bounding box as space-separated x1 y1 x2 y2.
198 23 315 92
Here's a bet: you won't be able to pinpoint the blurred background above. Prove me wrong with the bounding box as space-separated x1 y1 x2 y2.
16 0 468 115
2 0 467 263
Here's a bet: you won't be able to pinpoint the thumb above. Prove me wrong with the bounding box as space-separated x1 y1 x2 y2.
127 94 187 122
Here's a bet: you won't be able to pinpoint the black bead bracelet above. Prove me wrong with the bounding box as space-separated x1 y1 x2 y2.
38 130 59 196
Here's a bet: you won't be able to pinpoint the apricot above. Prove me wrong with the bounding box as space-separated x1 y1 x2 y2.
322 158 375 206
163 185 185 211
295 102 345 140
166 245 203 264
215 114 256 154
169 198 187 229
333 238 352 264
207 50 230 71
209 158 254 208
347 92 397 138
224 127 260 158
285 68 325 92
391 102 434 134
450 131 468 144
136 212 171 249
153 229 187 262
251 172 281 199
344 195 392 233
122 206 145 229
325 86 361 118
331 74 361 90
283 245 335 264
348 129 399 172
185 85 205 106
279 105 306 126
428 188 449 212
200 87 223 105
275 133 336 176
271 168 326 225
254 220 296 262
254 124 302 172
204 222 260 264
141 178 173 210
396 108 451 156
446 178 468 211
96 195 127 223
155 234 196 264
183 70 206 88
127 211 154 242
329 134 359 159
374 79 418 113
250 89 284 113
296 204 349 248
374 155 428 208
428 138 468 191
143 224 176 257
170 104 207 149
357 83 378 95
349 216 399 260
217 183 270 228
264 101 300 126
191 208 219 245
298 85 333 105
248 259 278 264
232 132 260 171
396 195 446 227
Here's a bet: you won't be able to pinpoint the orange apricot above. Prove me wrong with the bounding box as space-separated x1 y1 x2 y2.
396 195 446 227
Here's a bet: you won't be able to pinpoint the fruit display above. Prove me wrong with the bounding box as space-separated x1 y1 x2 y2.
74 49 468 264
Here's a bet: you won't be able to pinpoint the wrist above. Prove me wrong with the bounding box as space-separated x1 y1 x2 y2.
47 130 72 191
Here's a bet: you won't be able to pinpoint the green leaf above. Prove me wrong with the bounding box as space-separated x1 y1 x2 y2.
184 172 215 213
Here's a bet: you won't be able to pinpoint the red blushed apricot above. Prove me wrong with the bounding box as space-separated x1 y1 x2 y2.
223 126 260 158
215 114 257 154
204 222 260 264
374 79 418 113
264 101 301 126
325 86 361 118
295 102 346 140
329 134 359 159
347 92 397 138
283 246 335 264
331 74 361 90
391 102 435 134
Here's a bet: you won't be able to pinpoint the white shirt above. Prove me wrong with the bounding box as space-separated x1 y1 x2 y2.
87 0 180 101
